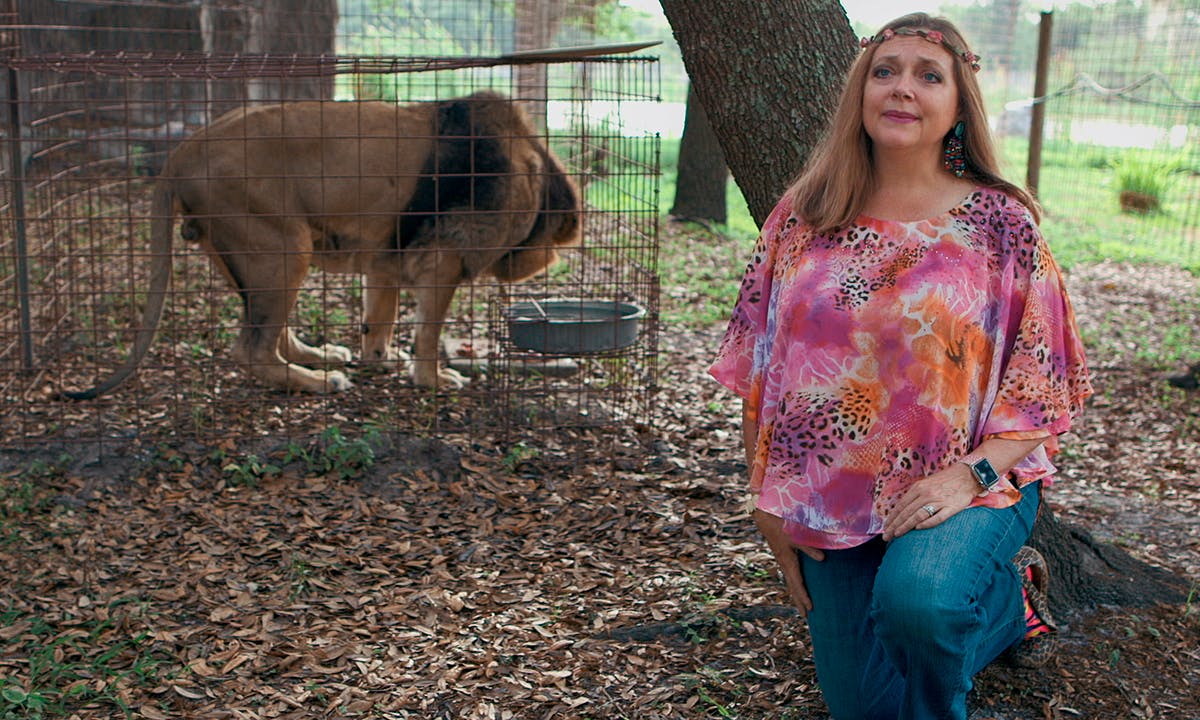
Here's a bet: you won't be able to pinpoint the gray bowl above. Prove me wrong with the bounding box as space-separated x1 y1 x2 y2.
505 299 646 354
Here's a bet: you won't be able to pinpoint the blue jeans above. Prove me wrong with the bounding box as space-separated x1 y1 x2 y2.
801 482 1040 720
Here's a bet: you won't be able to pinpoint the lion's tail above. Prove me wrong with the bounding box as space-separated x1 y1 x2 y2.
62 179 175 400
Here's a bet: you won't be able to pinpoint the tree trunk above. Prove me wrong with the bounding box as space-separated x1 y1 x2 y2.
658 0 856 228
659 0 1190 614
1029 504 1187 610
514 0 568 129
202 0 338 117
16 0 202 127
670 83 729 225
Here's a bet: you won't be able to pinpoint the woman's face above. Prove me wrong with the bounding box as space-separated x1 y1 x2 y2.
861 35 960 161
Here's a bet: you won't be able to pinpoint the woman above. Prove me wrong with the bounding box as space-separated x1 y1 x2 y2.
709 13 1092 720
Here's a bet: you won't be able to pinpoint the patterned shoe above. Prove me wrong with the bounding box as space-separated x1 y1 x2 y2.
1000 546 1059 669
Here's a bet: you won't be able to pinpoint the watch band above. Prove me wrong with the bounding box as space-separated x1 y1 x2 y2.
960 452 1001 495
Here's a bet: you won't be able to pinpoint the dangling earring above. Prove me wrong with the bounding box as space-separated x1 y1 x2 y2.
943 121 967 177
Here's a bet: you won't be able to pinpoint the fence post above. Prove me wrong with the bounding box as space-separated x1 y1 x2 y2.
1026 11 1053 197
5 64 33 370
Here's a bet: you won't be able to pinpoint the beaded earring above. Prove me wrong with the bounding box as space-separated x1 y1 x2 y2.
943 121 967 177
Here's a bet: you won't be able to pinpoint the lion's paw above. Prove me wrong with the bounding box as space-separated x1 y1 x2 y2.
320 344 353 365
362 346 412 370
323 371 353 393
412 365 467 390
439 367 468 389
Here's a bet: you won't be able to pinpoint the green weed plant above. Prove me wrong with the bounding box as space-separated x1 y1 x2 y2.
1111 154 1184 215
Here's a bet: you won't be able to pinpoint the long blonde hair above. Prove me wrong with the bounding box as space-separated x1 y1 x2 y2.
784 13 1040 233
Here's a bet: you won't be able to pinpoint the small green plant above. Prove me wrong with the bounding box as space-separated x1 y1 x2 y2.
0 471 60 544
1184 583 1198 628
289 426 379 480
223 454 280 487
679 667 741 717
22 452 73 480
303 680 330 705
501 441 540 473
153 444 187 472
0 684 52 717
129 142 157 176
737 560 773 582
1111 154 1183 214
1 478 40 519
286 553 314 599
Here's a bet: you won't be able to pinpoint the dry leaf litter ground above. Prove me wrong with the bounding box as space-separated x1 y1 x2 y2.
1 232 1198 719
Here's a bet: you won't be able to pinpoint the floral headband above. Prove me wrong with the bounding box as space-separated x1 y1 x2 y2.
860 27 982 73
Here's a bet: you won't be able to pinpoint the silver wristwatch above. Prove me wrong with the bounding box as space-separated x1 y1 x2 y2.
961 453 1001 495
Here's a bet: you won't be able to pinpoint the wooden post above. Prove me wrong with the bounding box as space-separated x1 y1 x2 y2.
1026 11 1053 197
6 65 34 370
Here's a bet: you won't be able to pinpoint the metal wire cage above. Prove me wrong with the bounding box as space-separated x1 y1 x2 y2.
0 1 661 454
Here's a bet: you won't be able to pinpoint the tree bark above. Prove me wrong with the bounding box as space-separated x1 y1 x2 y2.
658 0 856 228
1029 504 1187 610
670 83 729 225
16 0 202 126
202 0 338 116
514 0 569 128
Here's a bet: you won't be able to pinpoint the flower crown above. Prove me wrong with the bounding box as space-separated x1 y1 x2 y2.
860 27 982 73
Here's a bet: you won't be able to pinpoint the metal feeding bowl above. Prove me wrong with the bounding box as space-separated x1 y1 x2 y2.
505 298 646 355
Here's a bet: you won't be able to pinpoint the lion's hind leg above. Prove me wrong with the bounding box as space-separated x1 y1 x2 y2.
217 219 352 394
233 298 352 394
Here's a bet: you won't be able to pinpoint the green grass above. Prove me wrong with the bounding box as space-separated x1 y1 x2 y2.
999 139 1200 272
658 136 760 239
0 608 176 719
657 228 748 328
1111 154 1186 213
655 138 761 328
0 468 176 718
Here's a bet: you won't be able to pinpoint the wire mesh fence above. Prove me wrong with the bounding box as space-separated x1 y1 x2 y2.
1042 1 1199 266
963 0 1200 267
1 1 661 458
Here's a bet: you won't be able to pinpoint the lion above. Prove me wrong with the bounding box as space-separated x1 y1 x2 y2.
65 91 581 399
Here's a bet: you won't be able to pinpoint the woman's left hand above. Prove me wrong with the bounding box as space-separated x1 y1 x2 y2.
881 464 980 541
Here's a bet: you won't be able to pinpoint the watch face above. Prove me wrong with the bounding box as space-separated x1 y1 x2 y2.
972 458 1001 489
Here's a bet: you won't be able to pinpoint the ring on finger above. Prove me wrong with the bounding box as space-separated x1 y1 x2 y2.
921 504 937 518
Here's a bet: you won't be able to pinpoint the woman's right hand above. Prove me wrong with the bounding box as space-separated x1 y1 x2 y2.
754 508 825 612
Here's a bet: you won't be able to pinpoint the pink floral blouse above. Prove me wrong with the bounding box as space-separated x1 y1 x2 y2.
709 188 1093 550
